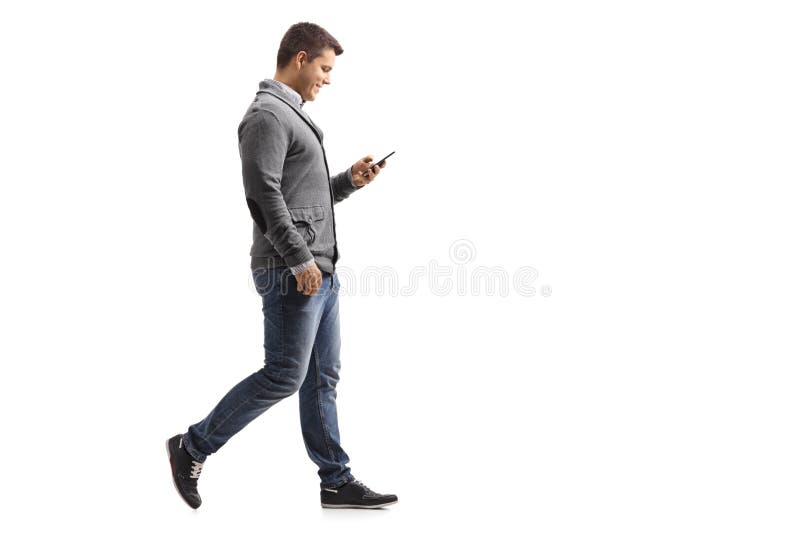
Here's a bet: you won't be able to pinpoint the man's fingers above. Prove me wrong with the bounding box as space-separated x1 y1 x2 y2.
364 165 379 181
298 272 322 296
361 162 383 178
366 160 385 175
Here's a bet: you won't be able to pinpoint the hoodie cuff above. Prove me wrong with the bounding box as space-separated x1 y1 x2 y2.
345 166 364 190
348 166 359 187
289 258 315 275
331 166 362 203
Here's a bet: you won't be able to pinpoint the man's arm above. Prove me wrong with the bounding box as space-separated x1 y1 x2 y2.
240 110 313 269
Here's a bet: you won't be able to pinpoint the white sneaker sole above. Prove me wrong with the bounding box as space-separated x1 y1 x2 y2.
321 500 398 509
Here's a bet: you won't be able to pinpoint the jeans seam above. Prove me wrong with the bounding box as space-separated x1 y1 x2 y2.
313 342 336 462
199 380 266 451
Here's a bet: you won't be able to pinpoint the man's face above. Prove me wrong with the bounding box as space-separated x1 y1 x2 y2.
297 47 335 102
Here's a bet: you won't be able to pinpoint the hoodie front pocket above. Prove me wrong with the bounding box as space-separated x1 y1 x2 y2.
288 205 325 244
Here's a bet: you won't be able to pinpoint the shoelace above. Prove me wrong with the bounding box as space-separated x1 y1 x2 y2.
190 460 204 479
351 479 379 497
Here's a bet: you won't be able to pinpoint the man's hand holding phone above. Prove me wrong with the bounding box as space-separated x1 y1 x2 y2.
351 151 394 187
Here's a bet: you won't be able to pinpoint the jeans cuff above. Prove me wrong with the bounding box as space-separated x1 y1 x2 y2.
322 474 355 490
181 432 208 463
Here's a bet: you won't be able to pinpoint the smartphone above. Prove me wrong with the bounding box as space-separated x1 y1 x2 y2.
373 151 395 167
363 151 395 177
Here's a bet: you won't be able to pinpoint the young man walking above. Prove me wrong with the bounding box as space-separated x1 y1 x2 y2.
166 22 396 510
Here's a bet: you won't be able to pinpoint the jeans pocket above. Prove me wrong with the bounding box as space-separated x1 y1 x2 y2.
252 266 290 296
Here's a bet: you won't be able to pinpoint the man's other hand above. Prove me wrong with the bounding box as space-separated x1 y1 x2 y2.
295 263 323 296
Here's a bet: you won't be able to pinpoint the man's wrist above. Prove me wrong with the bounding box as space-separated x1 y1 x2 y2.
289 258 315 275
348 165 365 189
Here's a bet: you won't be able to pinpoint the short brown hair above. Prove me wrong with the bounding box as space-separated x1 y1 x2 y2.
276 22 343 69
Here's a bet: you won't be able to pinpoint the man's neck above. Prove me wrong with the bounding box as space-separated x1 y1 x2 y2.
272 75 305 106
273 74 297 92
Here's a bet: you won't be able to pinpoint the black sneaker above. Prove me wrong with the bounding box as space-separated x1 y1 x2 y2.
165 434 204 509
320 479 398 509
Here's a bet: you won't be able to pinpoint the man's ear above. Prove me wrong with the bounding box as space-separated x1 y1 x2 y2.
295 51 308 69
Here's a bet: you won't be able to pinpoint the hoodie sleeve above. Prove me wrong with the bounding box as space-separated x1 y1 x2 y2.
330 165 364 204
239 110 313 268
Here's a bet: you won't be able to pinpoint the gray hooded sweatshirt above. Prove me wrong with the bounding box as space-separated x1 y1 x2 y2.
240 79 362 274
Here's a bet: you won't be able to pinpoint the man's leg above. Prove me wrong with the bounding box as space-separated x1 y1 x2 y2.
182 267 325 462
298 272 355 489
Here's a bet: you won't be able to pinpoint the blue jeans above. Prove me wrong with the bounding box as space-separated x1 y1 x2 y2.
182 266 355 490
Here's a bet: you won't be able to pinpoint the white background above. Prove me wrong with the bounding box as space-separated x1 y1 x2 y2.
1 1 798 532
